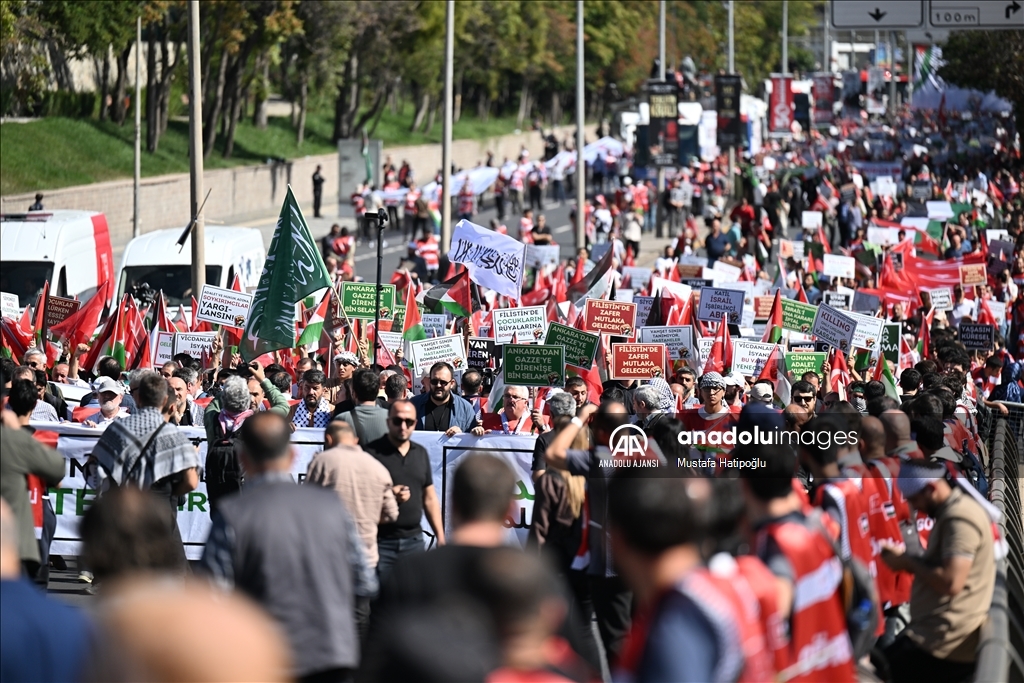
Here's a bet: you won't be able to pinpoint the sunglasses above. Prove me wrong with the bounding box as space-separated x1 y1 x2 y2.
429 378 451 387
391 417 416 428
794 395 815 403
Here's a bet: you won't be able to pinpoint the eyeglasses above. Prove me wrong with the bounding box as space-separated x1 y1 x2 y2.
504 394 525 402
794 394 815 404
701 385 724 393
429 378 451 387
391 417 416 428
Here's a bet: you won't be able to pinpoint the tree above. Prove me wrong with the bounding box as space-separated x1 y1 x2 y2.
938 30 1024 129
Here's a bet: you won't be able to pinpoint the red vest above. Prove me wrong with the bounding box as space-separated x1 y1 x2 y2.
864 457 914 607
458 188 474 214
733 554 786 680
416 236 440 269
757 518 855 683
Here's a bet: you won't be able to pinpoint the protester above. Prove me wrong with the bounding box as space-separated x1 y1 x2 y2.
362 400 446 582
291 369 334 428
409 362 479 436
200 411 375 683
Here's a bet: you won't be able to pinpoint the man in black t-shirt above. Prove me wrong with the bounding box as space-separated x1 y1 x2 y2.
363 400 445 584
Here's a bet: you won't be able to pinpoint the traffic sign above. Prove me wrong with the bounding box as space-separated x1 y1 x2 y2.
832 1 924 28
928 0 1024 29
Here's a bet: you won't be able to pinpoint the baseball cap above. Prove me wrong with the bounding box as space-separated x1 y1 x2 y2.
94 376 124 396
750 383 774 404
724 371 746 388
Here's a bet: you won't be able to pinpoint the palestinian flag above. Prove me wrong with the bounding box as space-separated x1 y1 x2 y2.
871 353 900 400
761 290 783 344
421 268 473 319
757 344 791 407
917 308 934 359
297 291 330 348
402 284 427 343
567 245 615 303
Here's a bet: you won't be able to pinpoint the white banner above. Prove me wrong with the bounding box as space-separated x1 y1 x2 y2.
39 425 538 559
732 340 777 376
844 310 886 351
421 313 448 338
1 292 18 318
492 306 548 345
173 332 216 357
812 304 857 352
195 284 254 329
154 331 175 366
524 244 561 270
697 287 744 324
801 211 823 230
823 254 856 279
449 219 526 300
639 325 696 368
410 335 469 376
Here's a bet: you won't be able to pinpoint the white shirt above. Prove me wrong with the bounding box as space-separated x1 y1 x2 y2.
949 299 977 328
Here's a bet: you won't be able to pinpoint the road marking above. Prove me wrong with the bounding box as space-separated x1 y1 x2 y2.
354 244 406 262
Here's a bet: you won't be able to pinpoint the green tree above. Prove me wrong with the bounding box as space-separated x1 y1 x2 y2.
938 30 1024 130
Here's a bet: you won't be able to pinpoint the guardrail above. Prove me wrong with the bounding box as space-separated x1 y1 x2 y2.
974 416 1024 683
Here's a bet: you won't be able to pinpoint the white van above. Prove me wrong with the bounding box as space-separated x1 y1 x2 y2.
0 210 116 311
116 227 266 307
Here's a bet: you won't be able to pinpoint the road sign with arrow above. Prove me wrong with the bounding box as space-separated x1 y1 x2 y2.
832 1 924 28
928 0 1024 29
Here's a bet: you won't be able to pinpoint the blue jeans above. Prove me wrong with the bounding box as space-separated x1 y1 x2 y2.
376 535 424 586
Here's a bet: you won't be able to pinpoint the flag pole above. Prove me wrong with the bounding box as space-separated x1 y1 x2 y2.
372 208 387 366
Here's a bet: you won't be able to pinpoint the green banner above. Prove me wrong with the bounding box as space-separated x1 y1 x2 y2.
881 323 901 366
544 322 599 369
781 299 818 334
503 344 566 387
391 303 423 331
785 351 826 377
341 282 396 320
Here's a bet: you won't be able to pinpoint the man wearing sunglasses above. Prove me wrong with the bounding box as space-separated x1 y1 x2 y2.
409 362 480 437
789 380 818 418
364 400 446 583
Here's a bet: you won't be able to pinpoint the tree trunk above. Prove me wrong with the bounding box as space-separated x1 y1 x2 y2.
112 44 131 125
354 85 387 136
204 50 228 158
333 53 360 141
146 32 159 151
516 81 530 130
411 89 430 133
157 37 180 139
367 86 389 138
99 50 111 122
296 73 308 145
550 91 561 126
425 97 439 134
454 71 463 124
477 93 490 122
388 88 399 115
222 44 253 158
253 53 269 129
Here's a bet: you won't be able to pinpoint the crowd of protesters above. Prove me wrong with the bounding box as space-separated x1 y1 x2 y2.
2 97 1023 683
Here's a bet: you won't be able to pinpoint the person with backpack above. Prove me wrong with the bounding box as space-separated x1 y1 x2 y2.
740 443 857 683
203 375 256 514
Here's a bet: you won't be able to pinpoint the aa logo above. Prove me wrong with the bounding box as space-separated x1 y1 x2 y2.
609 424 649 459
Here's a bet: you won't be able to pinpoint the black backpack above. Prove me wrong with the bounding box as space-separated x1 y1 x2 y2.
205 421 243 514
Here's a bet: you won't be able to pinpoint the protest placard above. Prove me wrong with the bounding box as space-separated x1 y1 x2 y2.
545 322 600 369
801 211 823 229
173 332 216 357
633 296 655 328
988 300 1006 325
822 292 851 310
650 276 692 300
911 181 931 201
639 326 695 366
410 335 469 376
732 340 777 376
851 291 881 314
811 304 856 352
959 263 987 287
44 296 81 328
622 266 652 290
376 331 404 355
785 351 826 377
0 292 18 318
610 344 667 380
678 254 708 267
718 280 754 308
866 226 901 246
503 345 565 387
681 278 715 290
676 264 706 279
154 331 175 366
340 282 396 320
753 296 775 319
873 176 897 198
524 244 561 269
492 306 548 345
582 299 638 337
927 287 953 311
788 341 817 352
844 311 885 351
959 323 994 351
891 252 903 272
467 336 498 368
840 183 856 203
421 314 448 338
196 284 254 328
711 261 742 282
823 254 856 279
697 287 744 324
926 201 953 220
696 338 715 365
780 298 818 333
881 323 901 366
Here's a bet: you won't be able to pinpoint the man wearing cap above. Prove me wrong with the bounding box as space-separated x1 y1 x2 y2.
881 459 996 683
749 380 775 407
723 371 746 408
80 377 129 428
677 372 740 458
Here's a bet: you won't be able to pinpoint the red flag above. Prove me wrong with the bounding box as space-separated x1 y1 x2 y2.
191 296 213 333
795 277 809 304
569 255 586 286
918 308 934 359
133 331 153 370
702 313 732 375
976 298 996 326
756 344 791 405
224 274 245 348
50 281 111 353
33 280 49 341
829 346 852 399
624 245 635 267
551 264 568 303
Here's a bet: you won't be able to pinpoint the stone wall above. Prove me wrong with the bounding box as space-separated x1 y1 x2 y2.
1 123 594 253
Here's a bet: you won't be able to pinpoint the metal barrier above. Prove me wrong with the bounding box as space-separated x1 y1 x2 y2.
975 417 1024 683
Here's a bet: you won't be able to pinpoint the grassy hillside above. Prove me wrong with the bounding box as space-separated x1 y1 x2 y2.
1 104 523 196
